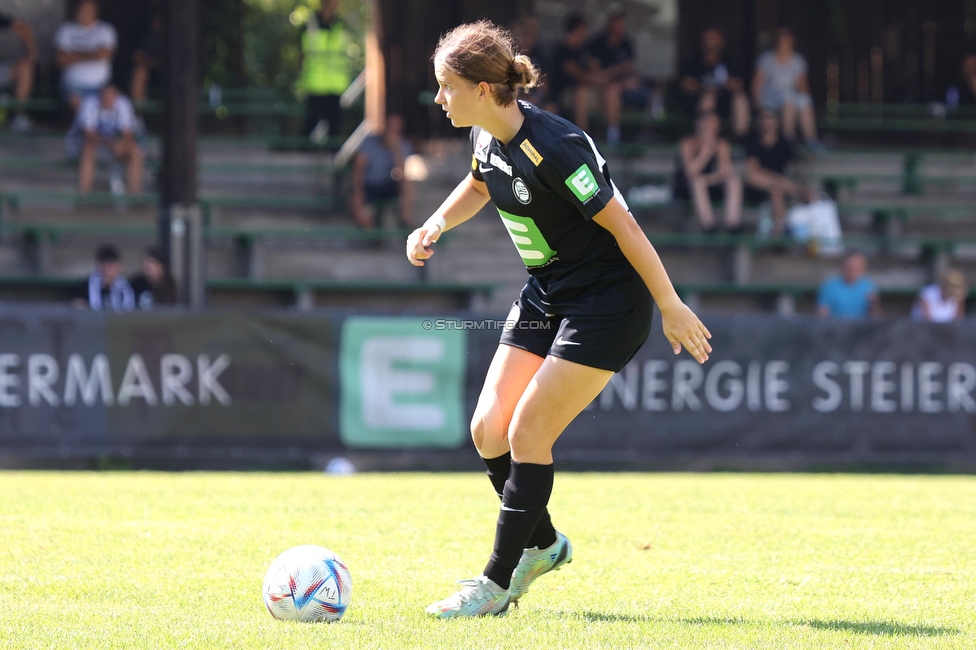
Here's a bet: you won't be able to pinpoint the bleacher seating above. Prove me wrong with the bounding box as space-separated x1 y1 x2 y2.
2 99 976 316
822 103 976 135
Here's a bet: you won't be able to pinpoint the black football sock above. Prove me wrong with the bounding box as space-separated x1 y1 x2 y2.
483 460 554 590
482 452 511 499
482 453 558 550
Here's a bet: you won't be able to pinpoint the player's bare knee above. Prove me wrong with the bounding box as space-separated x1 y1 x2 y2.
507 423 534 457
470 389 504 451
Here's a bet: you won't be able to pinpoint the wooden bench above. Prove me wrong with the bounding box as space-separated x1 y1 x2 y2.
672 281 967 317
0 274 497 312
0 192 342 228
0 220 428 278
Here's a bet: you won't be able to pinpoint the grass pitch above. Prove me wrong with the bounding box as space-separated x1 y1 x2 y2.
1 472 975 649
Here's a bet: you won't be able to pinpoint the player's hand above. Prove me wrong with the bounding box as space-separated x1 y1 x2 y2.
659 299 712 364
405 222 442 267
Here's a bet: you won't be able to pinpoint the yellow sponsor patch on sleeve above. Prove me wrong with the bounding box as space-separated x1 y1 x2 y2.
519 139 544 166
472 155 477 170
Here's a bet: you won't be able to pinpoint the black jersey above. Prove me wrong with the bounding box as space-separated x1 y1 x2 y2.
470 101 641 314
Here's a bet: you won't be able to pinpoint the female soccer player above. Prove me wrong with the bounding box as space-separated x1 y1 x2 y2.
407 20 712 618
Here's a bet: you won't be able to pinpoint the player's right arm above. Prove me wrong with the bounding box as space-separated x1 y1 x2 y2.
406 172 489 267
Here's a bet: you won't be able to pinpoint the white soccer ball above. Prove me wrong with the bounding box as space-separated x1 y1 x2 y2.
262 545 352 622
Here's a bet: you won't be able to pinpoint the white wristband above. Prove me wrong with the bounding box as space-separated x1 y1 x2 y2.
425 215 446 233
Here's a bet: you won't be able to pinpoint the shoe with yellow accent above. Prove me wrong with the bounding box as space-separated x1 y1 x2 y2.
509 530 572 603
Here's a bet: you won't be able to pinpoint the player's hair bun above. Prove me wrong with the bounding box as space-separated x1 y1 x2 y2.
434 20 540 107
510 54 539 94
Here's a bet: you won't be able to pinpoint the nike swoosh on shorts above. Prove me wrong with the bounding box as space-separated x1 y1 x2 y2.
555 336 581 346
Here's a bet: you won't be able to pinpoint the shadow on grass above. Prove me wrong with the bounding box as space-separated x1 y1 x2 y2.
558 613 959 637
801 619 959 637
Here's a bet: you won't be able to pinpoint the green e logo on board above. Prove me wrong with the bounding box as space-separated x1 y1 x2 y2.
497 209 556 267
339 317 467 448
566 164 598 202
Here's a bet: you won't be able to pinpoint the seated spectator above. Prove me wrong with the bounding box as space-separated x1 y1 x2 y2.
351 114 414 229
752 27 819 147
511 14 547 107
959 53 976 106
586 6 637 144
130 14 162 104
544 13 593 131
0 11 37 133
55 0 116 111
71 244 135 311
912 269 967 323
679 27 749 137
66 85 144 195
744 109 802 235
672 112 743 233
130 246 177 309
817 252 881 319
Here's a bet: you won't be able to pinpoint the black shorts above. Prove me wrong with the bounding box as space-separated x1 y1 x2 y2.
498 285 653 373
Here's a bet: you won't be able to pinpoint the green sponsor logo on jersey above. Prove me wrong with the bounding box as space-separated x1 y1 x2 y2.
497 209 556 267
565 163 598 202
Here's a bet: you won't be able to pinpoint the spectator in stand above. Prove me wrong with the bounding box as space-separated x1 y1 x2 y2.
672 112 743 233
959 54 976 106
71 244 135 311
67 84 144 195
511 14 546 107
545 13 593 131
744 109 802 235
130 14 163 104
350 114 415 229
298 0 353 141
912 269 967 323
130 246 177 309
55 0 116 111
679 27 749 138
587 5 637 144
0 11 37 133
752 27 820 147
817 252 881 319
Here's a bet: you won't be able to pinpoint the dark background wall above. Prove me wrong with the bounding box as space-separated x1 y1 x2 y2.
380 0 976 137
8 0 972 134
379 0 526 138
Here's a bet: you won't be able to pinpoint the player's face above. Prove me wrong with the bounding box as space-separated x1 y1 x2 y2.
433 63 481 128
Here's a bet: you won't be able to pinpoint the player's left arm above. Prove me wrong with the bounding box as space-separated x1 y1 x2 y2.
593 198 711 364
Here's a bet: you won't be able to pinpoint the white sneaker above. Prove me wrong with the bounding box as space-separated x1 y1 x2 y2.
425 576 510 619
509 531 573 603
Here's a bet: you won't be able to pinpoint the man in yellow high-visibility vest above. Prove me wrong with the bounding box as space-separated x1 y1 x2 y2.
298 0 352 140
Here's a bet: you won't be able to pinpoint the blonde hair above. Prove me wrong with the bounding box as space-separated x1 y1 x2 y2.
433 20 539 107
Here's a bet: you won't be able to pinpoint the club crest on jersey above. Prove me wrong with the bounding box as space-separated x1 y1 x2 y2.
490 153 512 176
512 177 532 204
474 130 492 163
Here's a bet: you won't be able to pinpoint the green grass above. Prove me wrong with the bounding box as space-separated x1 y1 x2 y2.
1 472 975 649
